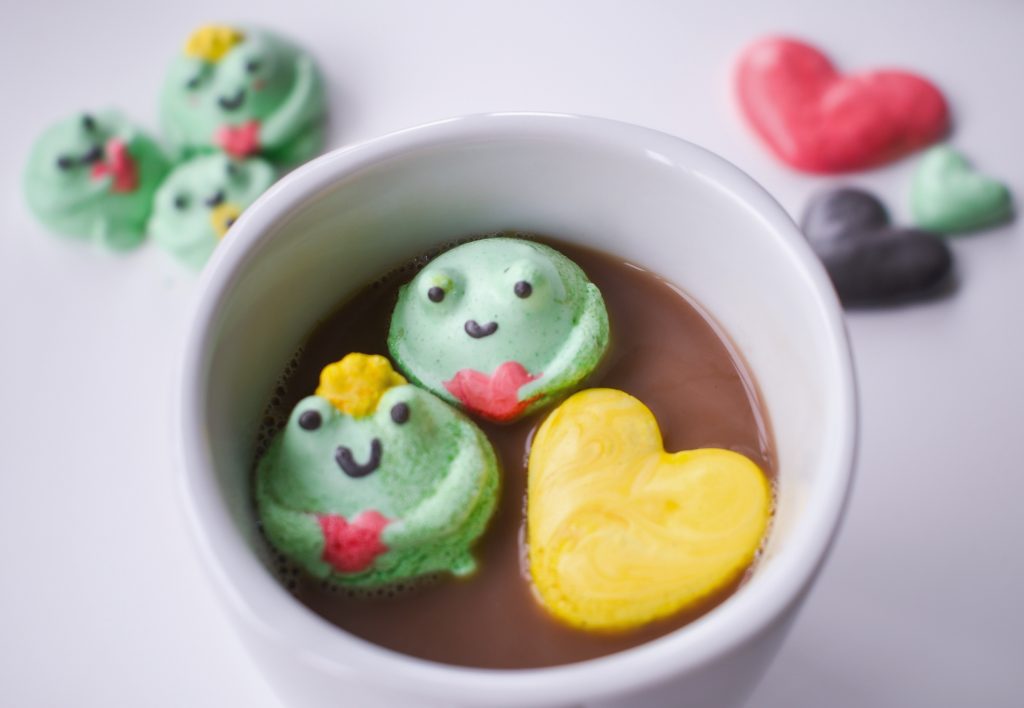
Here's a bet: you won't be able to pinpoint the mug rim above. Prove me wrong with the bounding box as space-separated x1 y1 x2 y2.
177 112 857 705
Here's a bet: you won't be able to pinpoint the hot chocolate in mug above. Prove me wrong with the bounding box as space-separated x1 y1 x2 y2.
176 113 857 708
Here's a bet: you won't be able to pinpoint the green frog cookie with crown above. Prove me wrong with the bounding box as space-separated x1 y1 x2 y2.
388 237 610 422
148 153 275 270
255 354 499 587
160 25 326 166
24 111 170 250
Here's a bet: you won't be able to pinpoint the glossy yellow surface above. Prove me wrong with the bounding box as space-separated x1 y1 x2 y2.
316 353 407 418
184 25 244 63
527 388 771 631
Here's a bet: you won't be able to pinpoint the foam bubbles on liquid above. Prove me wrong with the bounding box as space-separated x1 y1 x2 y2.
252 345 304 461
311 573 442 601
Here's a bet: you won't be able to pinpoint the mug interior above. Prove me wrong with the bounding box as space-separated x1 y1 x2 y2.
181 114 854 704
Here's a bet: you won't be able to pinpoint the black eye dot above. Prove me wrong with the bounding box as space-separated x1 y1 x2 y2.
390 402 410 424
298 410 322 430
186 76 202 90
246 59 262 74
81 114 97 132
514 281 533 298
225 161 239 177
427 286 445 303
56 155 75 170
173 194 189 210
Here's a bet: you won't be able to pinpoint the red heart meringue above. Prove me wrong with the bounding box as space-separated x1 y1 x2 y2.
215 120 261 159
735 37 949 173
318 510 390 573
444 361 540 422
90 139 139 193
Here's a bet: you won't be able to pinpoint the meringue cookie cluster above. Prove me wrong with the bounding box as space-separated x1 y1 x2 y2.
257 238 773 634
24 24 327 268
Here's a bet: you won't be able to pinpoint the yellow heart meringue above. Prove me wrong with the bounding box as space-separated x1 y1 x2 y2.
527 388 772 631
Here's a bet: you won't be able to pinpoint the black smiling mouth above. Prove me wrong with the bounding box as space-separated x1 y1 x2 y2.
335 438 382 478
57 144 104 170
218 89 247 111
81 144 104 164
204 190 226 208
465 320 498 339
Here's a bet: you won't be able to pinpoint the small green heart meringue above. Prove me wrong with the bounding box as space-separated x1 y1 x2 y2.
911 146 1013 234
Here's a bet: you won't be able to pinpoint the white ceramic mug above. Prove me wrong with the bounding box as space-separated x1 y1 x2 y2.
177 113 857 708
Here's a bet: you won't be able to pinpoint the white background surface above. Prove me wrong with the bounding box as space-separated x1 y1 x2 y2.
2 1 1022 706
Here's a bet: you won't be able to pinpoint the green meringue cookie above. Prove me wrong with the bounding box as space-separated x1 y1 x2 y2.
160 25 326 166
149 153 275 270
911 146 1013 234
388 238 610 423
256 364 498 588
24 110 170 250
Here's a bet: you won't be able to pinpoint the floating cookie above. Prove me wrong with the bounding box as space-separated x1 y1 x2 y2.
527 389 771 631
24 111 170 250
160 24 326 166
736 37 949 173
255 354 499 588
388 238 609 423
148 153 275 269
911 146 1013 234
802 187 954 306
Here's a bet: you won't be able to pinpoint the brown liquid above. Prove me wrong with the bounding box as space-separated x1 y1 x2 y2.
259 237 776 669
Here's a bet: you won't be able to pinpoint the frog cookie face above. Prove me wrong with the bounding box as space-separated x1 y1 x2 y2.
388 238 610 422
255 354 499 588
148 153 275 270
23 111 170 250
160 25 326 166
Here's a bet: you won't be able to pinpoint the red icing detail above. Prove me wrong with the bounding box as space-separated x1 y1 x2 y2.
735 37 949 173
318 511 390 573
90 139 138 193
215 120 261 158
444 361 540 422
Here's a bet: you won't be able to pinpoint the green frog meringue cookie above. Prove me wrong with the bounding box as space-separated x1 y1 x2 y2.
24 111 170 250
388 237 610 423
148 153 275 270
160 24 326 167
256 354 499 588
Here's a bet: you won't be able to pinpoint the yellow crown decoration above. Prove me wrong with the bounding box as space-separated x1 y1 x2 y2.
184 25 245 62
316 354 407 418
210 203 241 239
